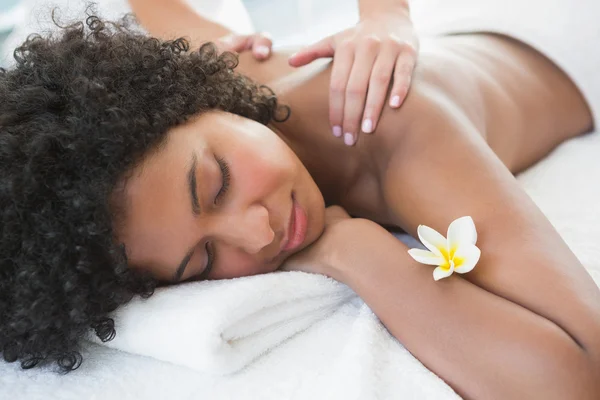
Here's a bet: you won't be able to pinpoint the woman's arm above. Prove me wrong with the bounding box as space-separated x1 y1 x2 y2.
326 218 600 399
368 84 600 397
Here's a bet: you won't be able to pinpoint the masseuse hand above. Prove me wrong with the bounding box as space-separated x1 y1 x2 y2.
216 32 274 61
289 11 419 146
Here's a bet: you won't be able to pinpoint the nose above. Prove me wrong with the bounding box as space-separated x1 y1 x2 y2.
211 204 275 254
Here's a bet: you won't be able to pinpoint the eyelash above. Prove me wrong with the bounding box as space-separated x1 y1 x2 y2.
200 242 215 280
200 156 230 279
214 156 230 205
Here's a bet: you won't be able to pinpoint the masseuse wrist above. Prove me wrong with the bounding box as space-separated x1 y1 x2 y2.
359 0 410 20
128 0 231 49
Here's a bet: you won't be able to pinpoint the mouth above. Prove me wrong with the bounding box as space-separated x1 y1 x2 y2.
280 192 308 254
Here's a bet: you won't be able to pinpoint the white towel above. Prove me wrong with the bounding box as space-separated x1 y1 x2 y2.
85 271 356 374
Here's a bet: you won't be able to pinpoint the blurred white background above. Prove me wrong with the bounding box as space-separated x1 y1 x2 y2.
242 0 358 47
0 0 359 67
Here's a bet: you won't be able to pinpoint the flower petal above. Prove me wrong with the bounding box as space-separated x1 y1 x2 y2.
433 265 454 281
447 216 478 254
417 225 447 258
408 249 445 265
453 244 481 274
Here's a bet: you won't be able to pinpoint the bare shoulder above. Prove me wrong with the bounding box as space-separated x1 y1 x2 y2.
235 51 299 86
235 49 332 92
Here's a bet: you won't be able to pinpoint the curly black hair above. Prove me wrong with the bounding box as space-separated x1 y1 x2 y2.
0 9 288 373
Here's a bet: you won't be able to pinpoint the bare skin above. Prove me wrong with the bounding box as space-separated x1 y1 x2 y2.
126 4 600 397
261 35 600 398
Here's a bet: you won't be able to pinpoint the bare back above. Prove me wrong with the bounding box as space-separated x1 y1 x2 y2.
235 33 593 225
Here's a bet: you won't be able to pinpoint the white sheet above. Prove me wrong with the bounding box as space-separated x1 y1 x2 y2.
1 1 599 399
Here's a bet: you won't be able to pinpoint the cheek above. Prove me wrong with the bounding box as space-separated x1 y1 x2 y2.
235 132 296 176
234 149 291 195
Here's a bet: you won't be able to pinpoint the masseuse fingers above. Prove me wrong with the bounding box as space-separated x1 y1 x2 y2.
216 33 273 60
329 39 355 139
250 32 273 60
341 36 380 146
216 33 251 52
361 43 399 135
288 36 335 67
389 42 417 108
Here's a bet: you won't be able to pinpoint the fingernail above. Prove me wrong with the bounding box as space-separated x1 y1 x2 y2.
344 133 354 146
362 119 373 133
332 125 342 137
390 95 401 107
256 45 270 57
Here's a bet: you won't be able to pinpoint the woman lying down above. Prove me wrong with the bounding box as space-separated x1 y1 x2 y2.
1 0 599 397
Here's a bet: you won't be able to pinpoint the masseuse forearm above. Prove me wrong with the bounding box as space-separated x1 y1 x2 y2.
358 0 410 18
333 220 599 399
128 0 231 47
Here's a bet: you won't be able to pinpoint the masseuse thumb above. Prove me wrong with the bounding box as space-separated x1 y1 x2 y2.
288 36 335 67
216 34 253 53
248 33 272 60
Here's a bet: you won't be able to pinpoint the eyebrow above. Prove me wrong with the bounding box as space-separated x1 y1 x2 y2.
172 153 202 283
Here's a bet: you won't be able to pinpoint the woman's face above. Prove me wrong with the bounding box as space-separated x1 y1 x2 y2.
117 111 325 284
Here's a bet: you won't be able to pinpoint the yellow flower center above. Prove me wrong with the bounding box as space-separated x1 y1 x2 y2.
439 246 461 271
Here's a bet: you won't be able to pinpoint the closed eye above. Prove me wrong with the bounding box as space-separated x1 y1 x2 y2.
215 156 230 204
197 156 230 279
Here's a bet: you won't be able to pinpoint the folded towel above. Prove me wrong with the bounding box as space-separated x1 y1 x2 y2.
86 270 356 374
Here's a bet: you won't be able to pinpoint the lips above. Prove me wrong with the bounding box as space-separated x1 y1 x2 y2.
281 193 308 253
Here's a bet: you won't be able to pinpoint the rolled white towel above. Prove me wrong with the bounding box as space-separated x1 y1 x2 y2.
86 270 356 374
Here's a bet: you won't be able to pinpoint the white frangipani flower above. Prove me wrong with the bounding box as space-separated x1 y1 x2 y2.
408 216 481 281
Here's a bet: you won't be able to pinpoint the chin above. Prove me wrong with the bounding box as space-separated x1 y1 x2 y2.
309 205 326 243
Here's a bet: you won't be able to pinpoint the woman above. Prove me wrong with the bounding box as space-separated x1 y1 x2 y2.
0 2 599 399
